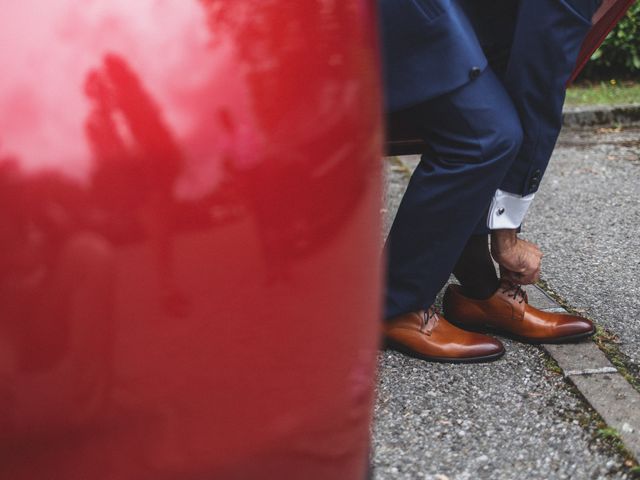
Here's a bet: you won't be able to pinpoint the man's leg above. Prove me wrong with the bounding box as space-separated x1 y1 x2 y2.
385 67 522 319
383 68 526 362
452 234 498 300
441 0 598 343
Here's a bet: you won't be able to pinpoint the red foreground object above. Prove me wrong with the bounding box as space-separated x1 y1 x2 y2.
0 1 383 478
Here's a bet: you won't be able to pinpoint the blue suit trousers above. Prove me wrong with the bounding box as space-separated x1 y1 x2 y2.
385 68 523 318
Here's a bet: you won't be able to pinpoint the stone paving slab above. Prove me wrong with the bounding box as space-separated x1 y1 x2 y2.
544 342 617 373
571 372 640 458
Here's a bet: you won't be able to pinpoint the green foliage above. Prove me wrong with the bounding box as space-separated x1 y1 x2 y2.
581 2 640 79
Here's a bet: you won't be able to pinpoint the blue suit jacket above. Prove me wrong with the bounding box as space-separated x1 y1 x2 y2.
379 0 487 112
380 0 600 199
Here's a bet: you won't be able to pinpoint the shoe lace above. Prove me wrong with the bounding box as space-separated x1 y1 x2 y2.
501 282 527 304
421 307 439 335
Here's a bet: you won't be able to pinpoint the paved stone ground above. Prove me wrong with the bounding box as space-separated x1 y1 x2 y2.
374 347 627 480
373 127 640 479
525 126 640 372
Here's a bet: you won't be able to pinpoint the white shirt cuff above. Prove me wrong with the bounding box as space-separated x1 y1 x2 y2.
487 189 535 230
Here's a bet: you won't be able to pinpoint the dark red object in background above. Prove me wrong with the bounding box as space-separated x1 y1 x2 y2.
0 1 383 478
569 0 637 83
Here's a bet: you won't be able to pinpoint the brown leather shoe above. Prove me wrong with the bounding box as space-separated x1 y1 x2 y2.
443 280 595 344
383 307 505 363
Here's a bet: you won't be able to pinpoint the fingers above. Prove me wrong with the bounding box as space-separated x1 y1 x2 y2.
501 269 521 284
518 267 540 285
518 252 542 284
495 237 543 285
518 254 541 284
531 267 540 283
507 269 538 285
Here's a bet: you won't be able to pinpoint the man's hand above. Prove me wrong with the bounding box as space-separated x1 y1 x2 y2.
490 229 542 285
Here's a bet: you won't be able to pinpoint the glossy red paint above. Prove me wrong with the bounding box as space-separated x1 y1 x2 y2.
0 1 383 478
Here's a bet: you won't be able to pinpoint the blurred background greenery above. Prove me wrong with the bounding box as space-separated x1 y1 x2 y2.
569 2 640 105
580 2 640 79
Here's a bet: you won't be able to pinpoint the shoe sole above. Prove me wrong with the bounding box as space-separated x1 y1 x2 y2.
446 321 596 345
383 338 505 364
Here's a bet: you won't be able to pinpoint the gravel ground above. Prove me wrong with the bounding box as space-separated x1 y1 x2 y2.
373 149 634 480
525 126 640 371
374 347 626 480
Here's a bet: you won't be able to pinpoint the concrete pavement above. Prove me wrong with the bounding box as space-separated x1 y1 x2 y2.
526 126 640 373
374 124 640 479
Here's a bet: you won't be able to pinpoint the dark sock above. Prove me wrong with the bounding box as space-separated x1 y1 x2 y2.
453 234 500 300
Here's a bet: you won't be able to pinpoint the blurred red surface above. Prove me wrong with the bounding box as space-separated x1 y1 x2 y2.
0 1 383 478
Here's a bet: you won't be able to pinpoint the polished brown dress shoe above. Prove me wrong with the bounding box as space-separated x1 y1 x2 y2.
383 307 505 363
443 280 595 344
